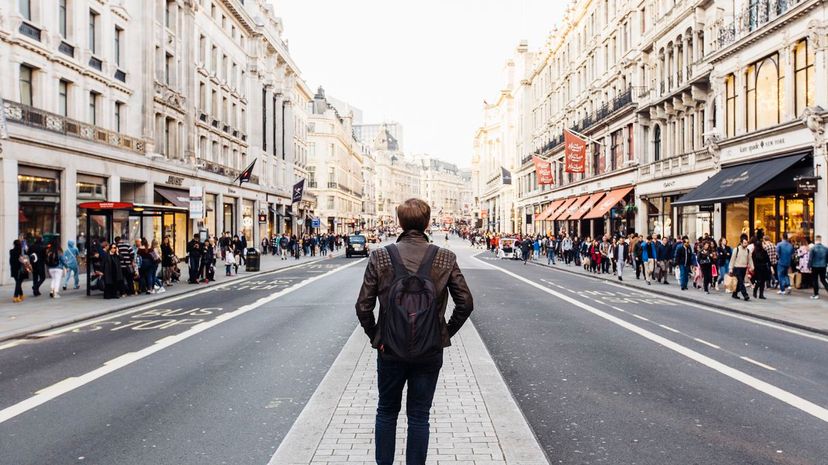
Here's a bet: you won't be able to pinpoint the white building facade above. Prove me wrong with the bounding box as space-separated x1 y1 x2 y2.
0 0 309 284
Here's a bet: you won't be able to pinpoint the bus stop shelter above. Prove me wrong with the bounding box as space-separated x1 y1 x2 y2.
78 201 189 296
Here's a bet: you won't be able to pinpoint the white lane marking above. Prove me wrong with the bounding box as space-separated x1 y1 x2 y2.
34 260 330 338
0 258 365 425
659 324 681 334
0 341 22 351
740 356 778 371
474 256 828 423
611 306 627 313
597 280 828 343
694 338 722 350
632 314 649 321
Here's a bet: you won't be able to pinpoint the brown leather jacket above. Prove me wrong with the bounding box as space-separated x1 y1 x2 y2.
355 230 474 350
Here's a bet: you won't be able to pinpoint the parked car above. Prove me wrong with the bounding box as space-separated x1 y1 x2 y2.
346 234 369 258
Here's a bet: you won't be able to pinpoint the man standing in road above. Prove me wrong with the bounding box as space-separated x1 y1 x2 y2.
356 198 474 465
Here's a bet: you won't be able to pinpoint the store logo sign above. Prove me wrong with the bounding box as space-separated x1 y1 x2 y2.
720 171 749 188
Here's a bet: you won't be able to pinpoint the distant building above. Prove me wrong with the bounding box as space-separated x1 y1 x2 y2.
355 122 405 152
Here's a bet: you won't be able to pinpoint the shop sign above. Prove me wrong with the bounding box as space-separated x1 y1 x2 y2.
242 216 254 228
166 175 184 186
189 186 203 219
795 176 819 195
258 213 267 224
698 204 715 212
720 128 811 162
78 201 133 210
311 218 321 228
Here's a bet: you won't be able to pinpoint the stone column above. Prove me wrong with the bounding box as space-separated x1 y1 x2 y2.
0 157 19 285
635 196 648 236
215 192 225 235
61 166 77 249
781 44 796 121
735 67 747 135
108 175 121 202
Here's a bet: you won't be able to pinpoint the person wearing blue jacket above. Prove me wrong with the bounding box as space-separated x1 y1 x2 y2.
809 235 828 299
776 233 795 295
61 240 80 290
641 236 657 285
655 236 670 284
674 236 694 290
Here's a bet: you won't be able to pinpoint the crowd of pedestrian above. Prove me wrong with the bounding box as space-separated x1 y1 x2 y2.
472 229 828 301
7 229 368 302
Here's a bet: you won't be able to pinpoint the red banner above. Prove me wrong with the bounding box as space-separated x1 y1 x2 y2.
532 156 554 185
564 130 587 173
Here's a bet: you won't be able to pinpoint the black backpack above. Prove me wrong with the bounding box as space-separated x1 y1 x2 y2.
382 244 442 361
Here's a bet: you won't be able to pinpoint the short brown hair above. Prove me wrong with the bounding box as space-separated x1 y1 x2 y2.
397 198 431 232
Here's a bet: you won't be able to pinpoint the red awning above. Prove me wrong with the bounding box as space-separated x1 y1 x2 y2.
582 186 634 219
571 192 607 220
535 199 564 221
559 195 590 221
548 197 578 221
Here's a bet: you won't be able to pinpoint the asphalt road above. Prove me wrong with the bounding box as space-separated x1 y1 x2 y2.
0 255 367 465
467 250 828 465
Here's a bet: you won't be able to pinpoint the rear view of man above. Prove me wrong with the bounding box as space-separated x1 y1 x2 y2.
356 198 474 465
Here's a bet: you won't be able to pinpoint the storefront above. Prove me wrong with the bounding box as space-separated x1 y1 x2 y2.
559 195 590 236
581 186 634 238
549 197 577 235
241 199 255 242
154 187 191 257
644 195 676 238
572 192 605 238
534 199 564 235
204 193 217 237
223 199 236 235
674 152 814 246
18 166 61 243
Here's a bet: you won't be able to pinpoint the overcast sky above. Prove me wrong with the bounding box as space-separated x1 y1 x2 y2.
275 0 567 169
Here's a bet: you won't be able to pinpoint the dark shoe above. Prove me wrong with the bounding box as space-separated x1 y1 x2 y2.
744 296 750 301
732 294 740 299
759 296 766 299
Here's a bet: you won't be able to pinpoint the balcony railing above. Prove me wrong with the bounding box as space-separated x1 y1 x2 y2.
327 181 338 189
58 41 74 57
2 99 144 153
308 181 318 188
714 0 803 51
18 22 41 42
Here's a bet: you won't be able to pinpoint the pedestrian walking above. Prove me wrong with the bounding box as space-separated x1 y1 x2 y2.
616 237 629 281
355 198 474 465
674 236 693 290
9 240 29 303
776 233 795 295
45 238 64 298
717 238 732 289
186 235 202 284
29 237 46 297
731 235 753 301
61 240 81 291
116 236 135 295
697 242 715 294
642 236 656 285
809 235 828 299
161 236 176 287
751 238 770 300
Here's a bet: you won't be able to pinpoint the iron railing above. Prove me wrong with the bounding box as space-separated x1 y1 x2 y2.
715 0 802 50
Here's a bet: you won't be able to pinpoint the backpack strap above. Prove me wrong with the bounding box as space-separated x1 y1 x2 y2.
416 245 439 278
386 244 410 278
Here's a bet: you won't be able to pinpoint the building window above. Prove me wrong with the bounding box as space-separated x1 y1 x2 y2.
262 88 267 150
88 10 98 54
653 125 661 161
725 74 736 137
165 54 173 85
114 27 122 67
88 91 98 125
199 34 206 63
19 65 33 106
746 54 783 132
165 0 173 29
114 101 123 132
58 80 68 116
59 0 67 37
794 39 815 116
19 0 31 21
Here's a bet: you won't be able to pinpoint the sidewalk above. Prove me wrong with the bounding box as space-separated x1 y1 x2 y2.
270 322 549 465
0 250 339 342
529 254 828 335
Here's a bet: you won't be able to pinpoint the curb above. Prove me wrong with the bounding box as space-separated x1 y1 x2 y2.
0 254 341 343
522 258 828 338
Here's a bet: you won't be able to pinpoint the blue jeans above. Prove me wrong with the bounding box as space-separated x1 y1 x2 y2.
376 353 443 465
679 264 689 289
717 261 729 284
63 264 80 288
547 250 555 264
777 264 791 292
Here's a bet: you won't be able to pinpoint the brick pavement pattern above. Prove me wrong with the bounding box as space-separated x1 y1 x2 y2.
308 335 507 465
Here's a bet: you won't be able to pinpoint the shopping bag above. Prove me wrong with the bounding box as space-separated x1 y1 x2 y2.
674 267 681 282
712 265 718 278
724 274 737 293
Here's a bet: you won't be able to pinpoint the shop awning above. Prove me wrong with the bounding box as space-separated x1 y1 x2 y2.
549 197 578 221
583 186 634 219
559 195 590 221
535 199 564 221
673 153 808 206
154 187 191 209
572 192 606 220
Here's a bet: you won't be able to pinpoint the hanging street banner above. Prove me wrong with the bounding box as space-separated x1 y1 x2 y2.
564 129 587 173
292 179 305 203
532 156 554 185
501 167 512 185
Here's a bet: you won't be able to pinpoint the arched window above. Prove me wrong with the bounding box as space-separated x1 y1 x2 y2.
747 54 784 131
653 125 662 162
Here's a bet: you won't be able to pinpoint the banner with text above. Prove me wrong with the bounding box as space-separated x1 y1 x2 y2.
532 156 554 185
564 130 587 173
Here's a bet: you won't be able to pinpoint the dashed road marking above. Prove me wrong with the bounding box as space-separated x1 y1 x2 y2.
659 324 681 334
632 314 649 321
694 338 721 350
740 356 777 371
